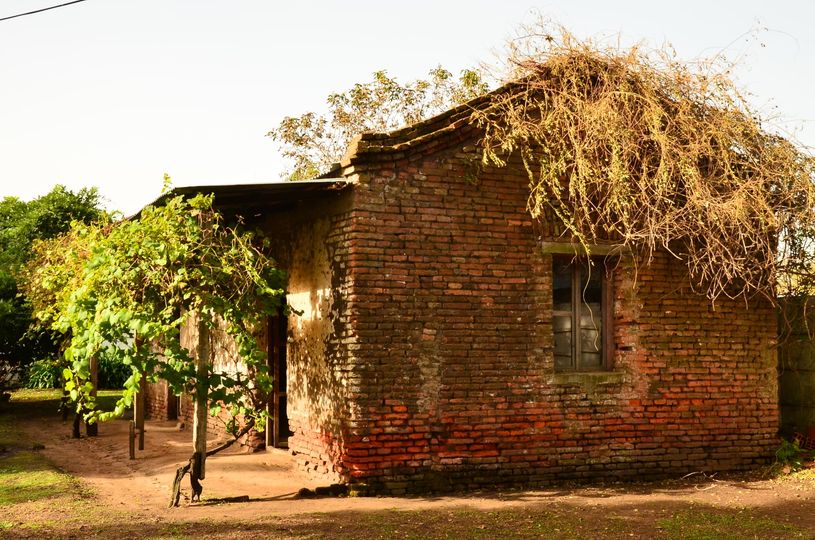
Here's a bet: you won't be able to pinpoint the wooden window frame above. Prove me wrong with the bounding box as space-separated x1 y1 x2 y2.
549 250 615 372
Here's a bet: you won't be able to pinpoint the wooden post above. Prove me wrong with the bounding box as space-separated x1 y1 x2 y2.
193 315 210 480
139 388 146 450
72 411 81 439
129 421 135 460
134 385 145 451
86 355 98 437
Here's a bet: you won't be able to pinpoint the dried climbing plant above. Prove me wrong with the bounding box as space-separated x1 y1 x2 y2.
473 22 815 304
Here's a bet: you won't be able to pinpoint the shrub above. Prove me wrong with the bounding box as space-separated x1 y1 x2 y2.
776 439 806 472
24 358 61 389
97 354 130 389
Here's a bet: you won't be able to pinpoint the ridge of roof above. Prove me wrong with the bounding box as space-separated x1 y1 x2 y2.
325 81 521 175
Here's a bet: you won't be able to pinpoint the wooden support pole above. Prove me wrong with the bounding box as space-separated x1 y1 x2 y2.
134 386 145 451
193 315 210 480
133 336 146 451
129 421 136 460
139 388 146 450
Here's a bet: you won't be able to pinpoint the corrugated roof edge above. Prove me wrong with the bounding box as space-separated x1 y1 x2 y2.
129 178 352 220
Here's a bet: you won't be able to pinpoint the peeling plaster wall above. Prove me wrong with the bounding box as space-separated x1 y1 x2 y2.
177 311 262 438
143 310 268 449
143 193 354 463
262 193 356 482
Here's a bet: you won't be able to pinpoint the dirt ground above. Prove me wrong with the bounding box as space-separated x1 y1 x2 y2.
8 400 815 538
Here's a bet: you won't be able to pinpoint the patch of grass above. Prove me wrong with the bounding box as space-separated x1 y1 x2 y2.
96 389 124 412
8 388 62 403
10 388 123 413
0 451 79 505
0 389 90 509
161 522 194 539
0 399 83 507
0 415 13 449
658 509 808 540
290 507 626 539
12 388 122 401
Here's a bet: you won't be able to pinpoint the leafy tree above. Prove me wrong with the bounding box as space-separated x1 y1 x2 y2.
0 186 103 388
22 192 286 502
268 67 490 180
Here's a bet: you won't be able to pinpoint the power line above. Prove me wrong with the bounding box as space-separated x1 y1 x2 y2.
0 0 90 23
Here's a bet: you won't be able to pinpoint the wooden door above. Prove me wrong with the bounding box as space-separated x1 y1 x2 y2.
266 310 292 448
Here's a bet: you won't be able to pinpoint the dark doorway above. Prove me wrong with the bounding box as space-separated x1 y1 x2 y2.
266 308 292 448
167 389 179 421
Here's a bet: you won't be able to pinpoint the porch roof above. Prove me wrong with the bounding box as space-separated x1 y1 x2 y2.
134 178 353 219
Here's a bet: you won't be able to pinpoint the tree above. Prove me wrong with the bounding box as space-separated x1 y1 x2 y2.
22 191 286 503
268 67 491 180
473 22 815 304
0 186 104 389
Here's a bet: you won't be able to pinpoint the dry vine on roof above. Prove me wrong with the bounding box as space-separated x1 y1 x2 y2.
473 24 815 304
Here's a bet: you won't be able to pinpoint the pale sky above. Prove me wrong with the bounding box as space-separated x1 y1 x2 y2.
1 0 813 215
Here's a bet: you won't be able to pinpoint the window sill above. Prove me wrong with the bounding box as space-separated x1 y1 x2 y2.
551 371 626 388
541 241 627 256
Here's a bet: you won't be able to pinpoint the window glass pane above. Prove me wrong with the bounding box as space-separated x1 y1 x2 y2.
579 350 603 370
579 308 602 370
579 304 602 346
580 262 602 305
579 303 602 370
553 257 572 312
579 261 603 370
553 314 573 370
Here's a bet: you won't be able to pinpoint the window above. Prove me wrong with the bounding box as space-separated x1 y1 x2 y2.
552 255 613 371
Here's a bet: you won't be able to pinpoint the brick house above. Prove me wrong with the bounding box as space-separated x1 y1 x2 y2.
145 93 779 494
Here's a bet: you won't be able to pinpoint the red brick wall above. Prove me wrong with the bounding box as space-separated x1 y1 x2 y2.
144 379 172 421
324 137 778 494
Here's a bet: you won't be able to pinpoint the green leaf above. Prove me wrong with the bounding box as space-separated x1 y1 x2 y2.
19 191 286 431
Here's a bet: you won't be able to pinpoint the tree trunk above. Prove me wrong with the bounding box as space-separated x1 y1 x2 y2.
179 214 213 505
72 411 81 438
169 419 254 507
